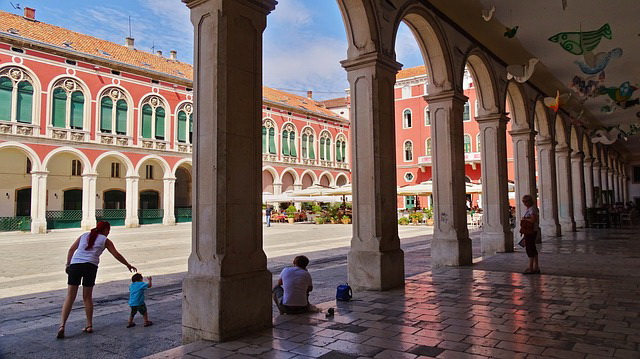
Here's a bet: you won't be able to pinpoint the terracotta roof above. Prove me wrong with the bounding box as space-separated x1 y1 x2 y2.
263 87 347 122
0 10 193 81
397 65 426 80
320 97 349 109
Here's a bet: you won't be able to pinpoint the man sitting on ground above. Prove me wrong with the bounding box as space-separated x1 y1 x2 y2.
273 255 313 314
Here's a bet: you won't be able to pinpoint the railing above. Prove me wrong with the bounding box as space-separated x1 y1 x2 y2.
46 210 83 229
176 143 193 153
0 216 31 232
98 133 132 147
0 122 39 136
175 207 192 223
138 209 164 224
140 138 170 151
49 127 89 142
96 209 127 226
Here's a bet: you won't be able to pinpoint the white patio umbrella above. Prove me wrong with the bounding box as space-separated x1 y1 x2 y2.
326 184 352 196
291 185 334 197
397 181 433 196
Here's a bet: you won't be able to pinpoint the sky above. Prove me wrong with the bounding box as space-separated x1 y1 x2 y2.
1 0 424 100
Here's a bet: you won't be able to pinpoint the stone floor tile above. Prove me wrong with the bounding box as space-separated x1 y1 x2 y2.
436 341 471 352
494 340 544 355
324 340 383 357
289 345 332 358
257 349 298 359
435 350 488 359
358 328 398 339
189 346 235 358
572 343 616 356
414 329 466 342
408 345 445 358
361 337 415 351
260 339 304 352
217 341 251 351
542 347 587 359
372 349 417 359
464 345 527 359
613 348 640 359
460 336 499 348
333 332 372 344
526 336 576 350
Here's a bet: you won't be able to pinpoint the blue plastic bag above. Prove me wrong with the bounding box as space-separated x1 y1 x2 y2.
336 283 352 301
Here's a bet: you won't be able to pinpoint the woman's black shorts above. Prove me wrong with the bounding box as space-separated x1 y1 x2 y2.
66 263 99 287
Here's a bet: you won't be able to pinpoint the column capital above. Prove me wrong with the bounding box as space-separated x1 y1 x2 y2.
126 175 140 180
183 0 277 14
583 156 594 164
30 170 48 176
555 144 572 154
423 90 468 105
81 172 98 178
163 176 177 182
475 113 509 125
536 137 556 147
341 52 402 73
571 151 585 160
509 128 537 137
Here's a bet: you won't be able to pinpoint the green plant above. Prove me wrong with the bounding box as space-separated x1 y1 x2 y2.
286 205 297 218
410 212 424 222
314 216 325 224
423 208 433 219
342 215 350 220
312 205 322 214
398 217 410 225
301 202 313 211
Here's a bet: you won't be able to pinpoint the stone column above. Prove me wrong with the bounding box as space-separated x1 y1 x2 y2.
510 128 537 243
30 171 48 233
182 0 275 343
536 138 561 236
555 145 576 232
424 91 472 266
163 177 176 225
570 152 586 228
592 160 602 207
341 53 405 290
125 175 140 228
583 156 594 208
476 113 512 254
623 175 629 203
607 167 614 204
293 184 302 210
81 173 98 229
616 172 623 202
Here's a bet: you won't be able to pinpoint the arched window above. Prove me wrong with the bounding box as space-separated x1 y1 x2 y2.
404 141 413 161
424 106 431 126
336 135 347 162
463 101 470 122
403 109 412 128
51 78 85 129
140 96 166 140
176 102 193 143
262 119 276 154
0 67 34 124
426 138 432 156
320 132 332 161
476 133 481 152
99 88 128 135
281 123 296 157
301 128 315 159
463 134 472 153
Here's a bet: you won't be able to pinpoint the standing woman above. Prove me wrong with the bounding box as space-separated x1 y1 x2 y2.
520 195 540 274
57 221 137 339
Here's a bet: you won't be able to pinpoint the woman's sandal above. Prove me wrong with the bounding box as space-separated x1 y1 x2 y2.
82 325 93 334
127 323 136 328
56 325 65 339
144 321 153 327
522 269 534 275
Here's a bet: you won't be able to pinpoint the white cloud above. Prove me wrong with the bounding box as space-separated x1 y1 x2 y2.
395 23 424 69
269 0 312 28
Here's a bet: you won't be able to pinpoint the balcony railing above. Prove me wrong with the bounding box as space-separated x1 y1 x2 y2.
176 143 193 153
0 122 39 136
140 138 170 151
98 133 132 147
49 127 89 142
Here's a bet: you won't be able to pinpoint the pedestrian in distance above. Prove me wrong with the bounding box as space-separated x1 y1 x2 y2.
272 255 313 314
127 273 153 328
519 194 541 274
265 205 273 227
57 221 137 339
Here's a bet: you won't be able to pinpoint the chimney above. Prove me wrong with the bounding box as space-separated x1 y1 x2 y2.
156 50 163 57
307 90 313 99
125 37 135 49
23 7 36 20
169 50 177 60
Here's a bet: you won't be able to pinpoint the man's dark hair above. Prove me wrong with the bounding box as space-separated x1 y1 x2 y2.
132 273 143 282
294 255 310 269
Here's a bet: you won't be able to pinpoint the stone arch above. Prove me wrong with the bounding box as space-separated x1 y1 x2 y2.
92 151 135 177
570 126 581 153
173 158 193 177
336 0 379 59
335 173 349 186
134 154 172 177
506 81 530 130
42 147 91 174
0 142 41 172
464 50 500 115
175 164 193 208
554 114 568 146
534 99 551 139
318 171 335 187
262 165 279 184
300 170 317 189
280 169 297 193
393 4 454 93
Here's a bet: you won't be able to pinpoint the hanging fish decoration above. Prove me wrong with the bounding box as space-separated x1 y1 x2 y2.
482 5 495 21
575 48 623 74
548 24 612 55
504 26 519 38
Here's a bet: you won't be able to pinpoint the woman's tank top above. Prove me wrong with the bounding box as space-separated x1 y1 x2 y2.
70 232 108 266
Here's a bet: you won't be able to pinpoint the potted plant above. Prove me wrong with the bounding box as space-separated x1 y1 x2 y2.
410 212 424 225
314 216 325 224
423 208 434 226
285 205 297 224
309 204 322 222
398 217 410 225
341 215 351 224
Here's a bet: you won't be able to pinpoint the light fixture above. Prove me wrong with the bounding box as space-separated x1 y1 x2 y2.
96 194 100 199
54 193 58 199
5 193 9 199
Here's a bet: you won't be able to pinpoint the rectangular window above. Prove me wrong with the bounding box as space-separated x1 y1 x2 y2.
111 162 121 178
71 159 82 176
145 164 154 180
402 86 411 99
633 166 640 183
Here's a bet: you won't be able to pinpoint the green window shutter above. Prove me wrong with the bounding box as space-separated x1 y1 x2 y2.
464 135 471 153
155 107 165 139
116 100 128 134
320 137 325 160
282 130 289 156
0 77 13 121
289 131 296 157
301 134 307 158
178 111 187 142
262 127 267 153
268 128 276 154
326 138 331 161
189 114 193 143
16 81 33 123
463 102 470 121
70 91 84 129
341 141 346 162
336 141 342 162
52 88 67 128
309 135 315 159
100 97 113 133
141 104 152 138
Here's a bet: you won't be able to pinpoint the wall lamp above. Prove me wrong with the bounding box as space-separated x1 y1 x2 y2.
96 194 100 199
54 193 58 199
5 193 9 199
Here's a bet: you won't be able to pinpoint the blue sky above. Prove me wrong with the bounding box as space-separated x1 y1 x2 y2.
1 0 423 100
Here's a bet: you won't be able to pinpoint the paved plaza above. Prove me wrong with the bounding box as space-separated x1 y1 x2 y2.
2 224 640 358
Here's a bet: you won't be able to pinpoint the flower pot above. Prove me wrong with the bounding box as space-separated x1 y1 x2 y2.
341 218 351 224
426 218 434 226
287 218 295 224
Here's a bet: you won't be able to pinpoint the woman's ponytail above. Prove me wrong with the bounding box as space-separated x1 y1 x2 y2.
86 221 110 250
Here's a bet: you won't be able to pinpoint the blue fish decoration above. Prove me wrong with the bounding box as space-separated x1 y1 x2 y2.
549 24 612 55
575 48 623 74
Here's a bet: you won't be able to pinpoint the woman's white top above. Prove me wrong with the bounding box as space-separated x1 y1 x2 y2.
523 206 540 231
70 233 108 266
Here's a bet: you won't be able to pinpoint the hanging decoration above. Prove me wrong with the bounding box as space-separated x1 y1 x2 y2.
569 110 587 127
591 127 623 144
562 0 568 10
506 58 539 83
548 24 612 55
504 26 519 38
569 72 604 100
482 5 495 21
597 81 639 111
544 91 571 112
575 48 623 74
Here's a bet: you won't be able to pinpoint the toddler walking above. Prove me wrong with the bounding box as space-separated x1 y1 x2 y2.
127 273 153 327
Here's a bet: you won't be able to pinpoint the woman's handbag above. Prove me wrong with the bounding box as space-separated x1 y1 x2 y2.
519 219 535 235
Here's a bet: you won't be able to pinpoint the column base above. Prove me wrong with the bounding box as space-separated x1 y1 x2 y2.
559 219 576 233
481 230 514 255
163 217 176 226
431 237 472 267
540 222 561 237
81 219 96 230
182 269 272 343
31 219 47 234
347 247 404 291
574 219 586 228
125 218 140 228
